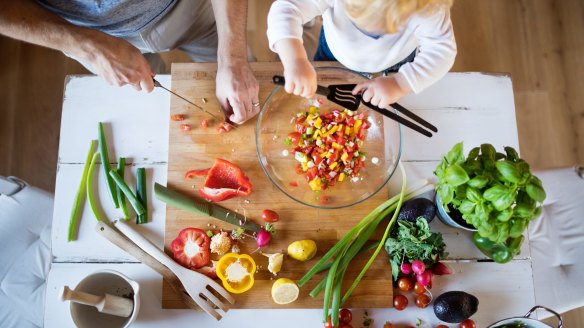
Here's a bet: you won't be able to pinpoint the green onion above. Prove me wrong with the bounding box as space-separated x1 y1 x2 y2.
109 170 145 216
67 140 97 241
136 167 148 224
116 157 129 220
86 152 103 221
98 122 119 208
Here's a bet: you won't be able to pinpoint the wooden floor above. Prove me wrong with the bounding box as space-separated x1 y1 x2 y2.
0 0 582 325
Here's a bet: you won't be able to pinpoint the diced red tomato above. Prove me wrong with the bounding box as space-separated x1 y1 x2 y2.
201 119 209 128
171 114 185 121
289 181 298 187
288 132 301 146
180 124 191 131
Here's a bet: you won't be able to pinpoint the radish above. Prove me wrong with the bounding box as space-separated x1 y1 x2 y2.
400 262 413 275
412 260 426 275
417 270 433 287
255 223 276 248
431 261 453 276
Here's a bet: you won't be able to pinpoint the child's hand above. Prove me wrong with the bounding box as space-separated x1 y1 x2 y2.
274 38 317 98
283 58 317 98
352 76 409 108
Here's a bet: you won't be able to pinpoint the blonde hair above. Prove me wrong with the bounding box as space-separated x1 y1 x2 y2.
343 0 454 34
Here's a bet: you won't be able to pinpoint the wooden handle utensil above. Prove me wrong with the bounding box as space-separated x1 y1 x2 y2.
60 285 133 317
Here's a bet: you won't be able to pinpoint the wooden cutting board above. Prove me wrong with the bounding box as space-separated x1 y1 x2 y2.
163 62 393 309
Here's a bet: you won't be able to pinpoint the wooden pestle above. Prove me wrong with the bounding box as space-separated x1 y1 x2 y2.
60 285 133 317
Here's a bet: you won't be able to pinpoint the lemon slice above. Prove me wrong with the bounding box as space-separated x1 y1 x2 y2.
271 278 299 305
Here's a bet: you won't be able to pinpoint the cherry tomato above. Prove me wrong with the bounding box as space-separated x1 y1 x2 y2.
436 325 449 328
397 276 414 292
200 119 208 128
460 319 476 328
288 132 302 146
171 114 185 121
413 281 426 294
261 209 280 222
383 323 395 328
180 124 191 131
289 181 298 187
339 308 352 324
393 294 408 311
415 293 431 308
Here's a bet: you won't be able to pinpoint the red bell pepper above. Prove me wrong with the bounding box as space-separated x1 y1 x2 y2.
186 158 253 202
170 228 211 269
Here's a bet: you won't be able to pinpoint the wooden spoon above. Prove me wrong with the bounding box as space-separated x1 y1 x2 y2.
60 285 133 317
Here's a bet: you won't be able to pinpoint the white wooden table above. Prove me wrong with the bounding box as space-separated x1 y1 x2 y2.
45 73 536 327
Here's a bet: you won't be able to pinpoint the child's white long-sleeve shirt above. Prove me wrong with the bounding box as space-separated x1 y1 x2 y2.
267 0 457 94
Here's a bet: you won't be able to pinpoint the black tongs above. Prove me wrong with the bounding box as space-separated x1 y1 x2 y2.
272 75 437 137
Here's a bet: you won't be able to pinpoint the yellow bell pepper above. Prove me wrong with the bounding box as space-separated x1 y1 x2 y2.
216 253 256 294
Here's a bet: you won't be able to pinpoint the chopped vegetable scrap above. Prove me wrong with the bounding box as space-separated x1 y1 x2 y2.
186 158 252 202
180 123 191 131
201 119 209 128
171 227 211 269
171 114 185 121
286 106 371 191
217 121 234 134
210 231 232 256
216 253 256 294
262 252 284 275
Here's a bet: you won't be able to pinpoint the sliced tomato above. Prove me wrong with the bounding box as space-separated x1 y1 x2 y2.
171 228 210 269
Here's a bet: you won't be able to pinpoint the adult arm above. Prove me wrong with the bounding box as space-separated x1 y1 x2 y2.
0 0 154 92
211 0 259 124
267 0 329 98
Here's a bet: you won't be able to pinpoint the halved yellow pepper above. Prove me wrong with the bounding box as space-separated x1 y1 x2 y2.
216 253 256 294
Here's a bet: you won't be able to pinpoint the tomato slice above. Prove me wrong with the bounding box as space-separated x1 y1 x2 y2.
288 132 302 146
170 228 211 269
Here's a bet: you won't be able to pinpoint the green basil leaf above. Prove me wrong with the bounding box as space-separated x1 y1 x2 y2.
495 222 510 243
483 184 509 202
526 183 546 202
468 147 480 161
517 160 531 178
446 142 465 165
513 202 535 218
530 175 543 188
504 146 519 161
434 160 447 178
466 187 482 203
444 164 470 187
467 175 489 189
532 206 543 219
492 190 515 211
496 160 521 184
459 200 476 215
495 152 506 160
438 184 454 206
496 208 513 222
480 144 496 160
474 203 488 222
509 219 526 238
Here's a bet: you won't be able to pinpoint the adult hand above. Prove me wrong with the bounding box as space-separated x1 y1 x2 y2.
352 75 408 109
215 57 260 124
282 58 317 98
79 31 155 92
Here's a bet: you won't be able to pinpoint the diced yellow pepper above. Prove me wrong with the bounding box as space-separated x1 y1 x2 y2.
339 172 346 182
314 117 323 128
345 126 351 135
323 152 331 159
308 178 322 191
325 125 338 136
329 162 338 170
354 120 363 135
309 106 318 114
341 152 349 162
306 114 315 122
337 124 344 133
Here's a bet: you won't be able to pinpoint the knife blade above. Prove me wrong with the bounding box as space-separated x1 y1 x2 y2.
153 79 237 129
154 183 260 232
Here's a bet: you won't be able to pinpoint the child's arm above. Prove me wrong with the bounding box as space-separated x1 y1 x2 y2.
353 5 457 107
274 38 317 98
267 0 331 98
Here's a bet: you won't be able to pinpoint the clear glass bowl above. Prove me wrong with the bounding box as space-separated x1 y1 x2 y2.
255 67 402 209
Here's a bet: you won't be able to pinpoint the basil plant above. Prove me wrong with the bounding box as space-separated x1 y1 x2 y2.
434 142 546 243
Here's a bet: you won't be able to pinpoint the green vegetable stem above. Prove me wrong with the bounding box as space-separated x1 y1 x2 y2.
136 167 148 224
116 157 129 220
98 122 119 208
86 152 103 221
109 170 146 216
67 139 97 242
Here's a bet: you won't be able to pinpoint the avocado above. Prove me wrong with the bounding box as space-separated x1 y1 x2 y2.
397 198 436 223
433 291 479 323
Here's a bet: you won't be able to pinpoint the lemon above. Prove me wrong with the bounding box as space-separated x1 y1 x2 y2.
287 240 317 261
271 278 299 304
